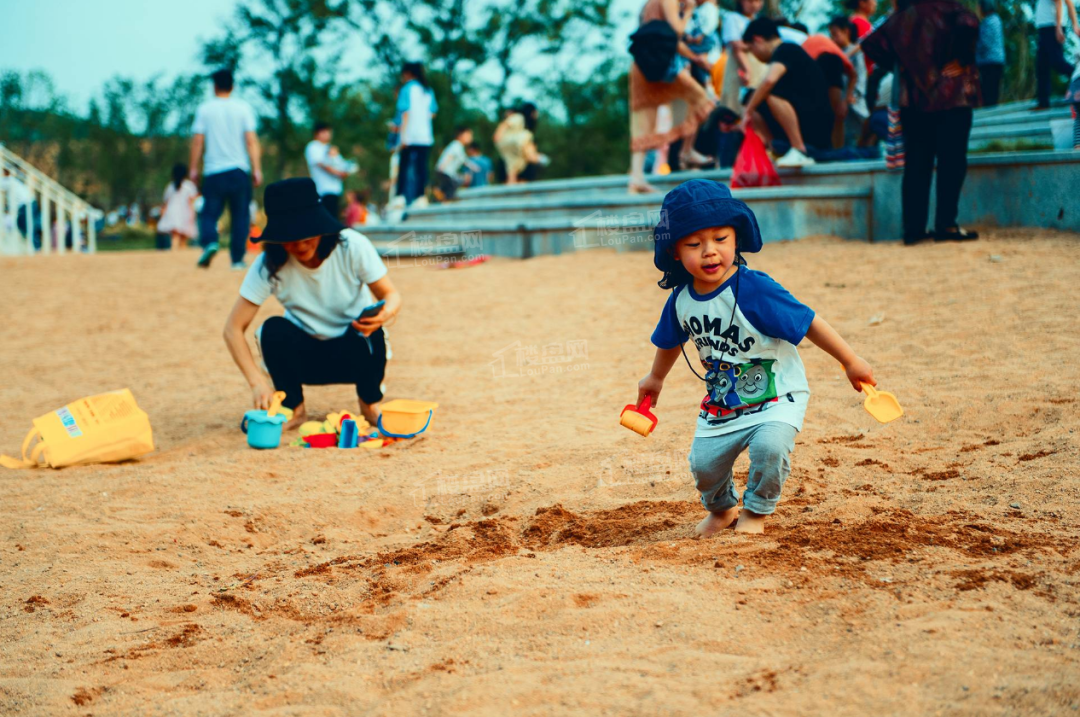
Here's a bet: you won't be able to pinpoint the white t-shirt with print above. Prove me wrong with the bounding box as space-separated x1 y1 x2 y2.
192 96 258 176
651 268 815 437
240 229 388 340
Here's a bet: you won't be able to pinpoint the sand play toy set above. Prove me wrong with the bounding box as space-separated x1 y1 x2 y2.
242 395 440 451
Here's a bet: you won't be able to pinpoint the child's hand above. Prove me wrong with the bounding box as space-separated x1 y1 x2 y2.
844 356 875 392
638 374 665 406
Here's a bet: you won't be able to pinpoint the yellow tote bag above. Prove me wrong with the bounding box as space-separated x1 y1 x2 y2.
0 389 154 469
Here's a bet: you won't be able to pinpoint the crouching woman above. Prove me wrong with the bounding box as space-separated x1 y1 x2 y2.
224 177 401 430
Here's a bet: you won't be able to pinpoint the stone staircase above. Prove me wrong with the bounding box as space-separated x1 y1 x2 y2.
362 99 1079 259
0 144 98 255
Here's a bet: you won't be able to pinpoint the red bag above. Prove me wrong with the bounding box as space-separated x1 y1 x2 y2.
731 128 781 188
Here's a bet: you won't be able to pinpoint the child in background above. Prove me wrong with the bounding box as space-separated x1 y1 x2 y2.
434 126 476 200
687 0 722 86
976 0 1006 107
827 17 870 146
848 0 878 74
158 163 199 249
465 143 493 187
343 189 369 227
637 180 876 535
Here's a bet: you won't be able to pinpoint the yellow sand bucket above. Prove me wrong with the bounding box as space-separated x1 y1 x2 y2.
377 399 438 438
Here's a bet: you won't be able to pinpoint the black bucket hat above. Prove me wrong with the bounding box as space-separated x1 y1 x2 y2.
256 177 345 244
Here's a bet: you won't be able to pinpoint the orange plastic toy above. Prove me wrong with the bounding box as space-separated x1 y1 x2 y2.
620 396 658 437
860 383 903 423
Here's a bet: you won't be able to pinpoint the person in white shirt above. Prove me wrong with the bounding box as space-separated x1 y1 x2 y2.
304 122 350 219
394 62 438 205
224 178 403 431
1035 0 1080 108
190 69 262 271
434 126 476 200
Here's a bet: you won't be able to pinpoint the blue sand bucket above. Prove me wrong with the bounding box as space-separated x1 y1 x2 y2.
241 410 287 449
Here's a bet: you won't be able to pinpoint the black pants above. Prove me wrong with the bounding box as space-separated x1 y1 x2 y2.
1036 26 1074 109
320 193 340 221
900 107 973 238
259 316 387 410
199 168 251 264
978 64 1003 107
396 145 430 205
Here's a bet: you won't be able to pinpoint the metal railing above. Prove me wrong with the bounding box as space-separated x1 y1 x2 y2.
0 143 97 255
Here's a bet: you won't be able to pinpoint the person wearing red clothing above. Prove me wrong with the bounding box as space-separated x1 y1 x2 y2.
849 0 879 74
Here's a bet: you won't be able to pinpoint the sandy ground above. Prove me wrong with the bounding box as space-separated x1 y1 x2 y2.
1 229 1078 717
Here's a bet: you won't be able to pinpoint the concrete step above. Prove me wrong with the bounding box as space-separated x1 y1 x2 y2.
454 108 1067 205
364 151 1080 258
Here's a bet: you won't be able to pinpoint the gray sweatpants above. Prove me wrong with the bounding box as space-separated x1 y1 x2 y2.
688 421 798 515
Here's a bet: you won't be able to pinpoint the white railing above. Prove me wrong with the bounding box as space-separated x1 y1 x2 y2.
0 143 97 256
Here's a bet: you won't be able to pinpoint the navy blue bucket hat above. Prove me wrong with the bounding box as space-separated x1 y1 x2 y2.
653 180 762 287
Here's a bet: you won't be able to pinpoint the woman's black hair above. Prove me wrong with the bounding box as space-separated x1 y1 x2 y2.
261 232 344 284
171 163 187 190
519 101 539 132
402 62 428 87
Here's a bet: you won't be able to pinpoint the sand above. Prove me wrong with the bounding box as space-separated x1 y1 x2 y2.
1 229 1078 716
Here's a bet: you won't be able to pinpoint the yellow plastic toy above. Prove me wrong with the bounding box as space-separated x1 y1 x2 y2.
860 383 903 424
378 400 438 438
0 389 154 469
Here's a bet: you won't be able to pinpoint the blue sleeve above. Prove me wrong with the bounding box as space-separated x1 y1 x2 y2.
429 90 439 114
737 270 815 345
650 288 690 349
396 85 411 114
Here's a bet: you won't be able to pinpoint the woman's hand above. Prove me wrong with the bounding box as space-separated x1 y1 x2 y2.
252 381 277 410
843 356 875 392
638 373 665 406
352 307 390 337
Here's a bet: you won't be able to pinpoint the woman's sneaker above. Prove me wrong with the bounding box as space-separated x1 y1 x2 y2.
776 148 816 168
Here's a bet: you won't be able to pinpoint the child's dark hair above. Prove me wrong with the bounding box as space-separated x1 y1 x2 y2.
262 233 343 283
454 125 471 138
402 62 428 87
313 121 331 135
171 163 187 190
828 15 858 40
211 69 234 92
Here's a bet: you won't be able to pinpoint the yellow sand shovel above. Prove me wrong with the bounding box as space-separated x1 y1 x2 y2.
267 392 291 420
860 383 903 424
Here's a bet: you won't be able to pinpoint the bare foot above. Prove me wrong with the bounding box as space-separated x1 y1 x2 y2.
282 403 307 432
694 507 740 538
358 400 381 430
628 181 658 194
734 510 766 534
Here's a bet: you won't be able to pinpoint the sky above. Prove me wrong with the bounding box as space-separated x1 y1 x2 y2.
0 0 234 110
